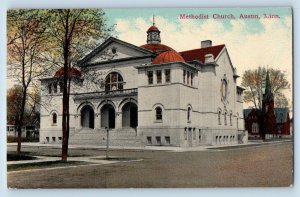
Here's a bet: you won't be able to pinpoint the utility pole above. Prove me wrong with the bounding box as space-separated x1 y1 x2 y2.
106 127 109 159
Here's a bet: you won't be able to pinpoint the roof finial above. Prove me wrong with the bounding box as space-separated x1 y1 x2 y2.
153 14 155 26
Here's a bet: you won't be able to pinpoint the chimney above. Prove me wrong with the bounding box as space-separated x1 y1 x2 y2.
201 40 212 48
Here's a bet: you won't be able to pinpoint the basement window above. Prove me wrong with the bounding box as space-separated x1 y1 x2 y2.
165 136 170 145
147 136 152 145
156 136 161 145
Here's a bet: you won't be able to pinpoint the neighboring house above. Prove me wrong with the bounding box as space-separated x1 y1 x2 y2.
290 118 293 136
7 121 39 139
244 107 291 138
40 21 245 147
6 122 20 137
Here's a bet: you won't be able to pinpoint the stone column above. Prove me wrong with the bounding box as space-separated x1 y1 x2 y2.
115 111 122 129
153 71 157 85
95 113 101 129
75 114 82 129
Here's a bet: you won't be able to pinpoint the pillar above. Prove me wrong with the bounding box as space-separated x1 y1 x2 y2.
116 111 122 129
95 113 101 129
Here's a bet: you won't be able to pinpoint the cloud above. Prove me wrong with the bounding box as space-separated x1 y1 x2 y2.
115 16 293 108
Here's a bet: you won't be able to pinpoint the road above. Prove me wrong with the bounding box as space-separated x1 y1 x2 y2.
7 141 293 188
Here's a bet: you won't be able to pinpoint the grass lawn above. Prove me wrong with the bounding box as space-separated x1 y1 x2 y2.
8 160 89 172
7 153 37 161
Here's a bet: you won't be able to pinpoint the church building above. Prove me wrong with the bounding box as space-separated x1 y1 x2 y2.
244 71 291 139
39 21 245 147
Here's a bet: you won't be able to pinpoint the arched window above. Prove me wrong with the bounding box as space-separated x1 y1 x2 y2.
52 113 57 125
105 72 124 91
187 107 191 122
224 112 227 125
155 107 162 121
229 112 232 126
218 110 221 125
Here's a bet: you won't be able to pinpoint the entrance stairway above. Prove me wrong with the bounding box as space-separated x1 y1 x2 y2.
69 127 142 147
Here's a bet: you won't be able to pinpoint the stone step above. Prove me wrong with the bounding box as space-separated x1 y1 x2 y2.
70 138 142 147
69 127 141 147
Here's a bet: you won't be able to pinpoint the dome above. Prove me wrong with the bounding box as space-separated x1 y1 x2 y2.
147 25 160 32
141 43 174 53
54 67 82 78
152 50 185 64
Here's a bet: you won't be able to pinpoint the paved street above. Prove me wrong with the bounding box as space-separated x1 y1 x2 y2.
7 141 293 188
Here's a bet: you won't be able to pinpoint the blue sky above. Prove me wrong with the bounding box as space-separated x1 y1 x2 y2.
104 7 292 34
104 7 293 108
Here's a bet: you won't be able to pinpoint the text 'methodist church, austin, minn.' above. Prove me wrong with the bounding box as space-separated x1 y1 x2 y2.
40 19 246 147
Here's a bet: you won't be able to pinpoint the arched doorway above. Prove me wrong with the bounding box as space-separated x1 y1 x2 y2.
101 104 115 129
122 102 138 128
81 105 94 129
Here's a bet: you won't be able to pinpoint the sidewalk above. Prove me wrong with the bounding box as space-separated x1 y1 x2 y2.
7 139 292 171
7 138 293 152
7 155 141 165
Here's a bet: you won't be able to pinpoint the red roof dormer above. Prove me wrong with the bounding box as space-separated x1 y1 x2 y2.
152 50 185 64
54 67 82 78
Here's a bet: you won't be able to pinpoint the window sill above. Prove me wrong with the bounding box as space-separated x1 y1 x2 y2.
154 120 163 123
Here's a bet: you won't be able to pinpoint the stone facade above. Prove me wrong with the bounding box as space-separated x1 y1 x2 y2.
40 24 245 147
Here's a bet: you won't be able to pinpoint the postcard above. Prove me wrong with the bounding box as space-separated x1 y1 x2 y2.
6 7 293 188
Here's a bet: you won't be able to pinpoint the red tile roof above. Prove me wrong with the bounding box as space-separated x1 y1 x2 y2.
180 45 225 63
54 67 82 78
152 50 185 64
140 43 174 53
147 25 160 32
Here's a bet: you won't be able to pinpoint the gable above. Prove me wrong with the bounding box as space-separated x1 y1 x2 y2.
274 108 289 123
78 37 154 67
215 48 235 73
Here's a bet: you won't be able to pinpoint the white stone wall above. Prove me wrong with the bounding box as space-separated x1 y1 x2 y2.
40 40 244 146
89 42 146 63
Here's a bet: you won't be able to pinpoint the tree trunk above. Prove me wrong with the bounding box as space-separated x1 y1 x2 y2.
61 11 70 161
16 87 27 155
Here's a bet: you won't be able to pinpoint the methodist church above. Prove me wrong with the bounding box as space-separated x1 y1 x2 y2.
39 20 246 147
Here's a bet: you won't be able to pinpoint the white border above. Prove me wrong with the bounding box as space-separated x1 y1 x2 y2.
1 1 298 197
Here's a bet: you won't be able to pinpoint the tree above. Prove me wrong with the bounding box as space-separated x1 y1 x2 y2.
241 66 290 110
7 85 40 128
7 85 23 125
7 10 49 154
274 92 289 108
46 9 112 161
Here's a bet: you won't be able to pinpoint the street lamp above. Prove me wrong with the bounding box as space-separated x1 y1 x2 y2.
105 126 110 159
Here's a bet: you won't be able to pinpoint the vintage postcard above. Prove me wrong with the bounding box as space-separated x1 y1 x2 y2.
6 7 293 188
